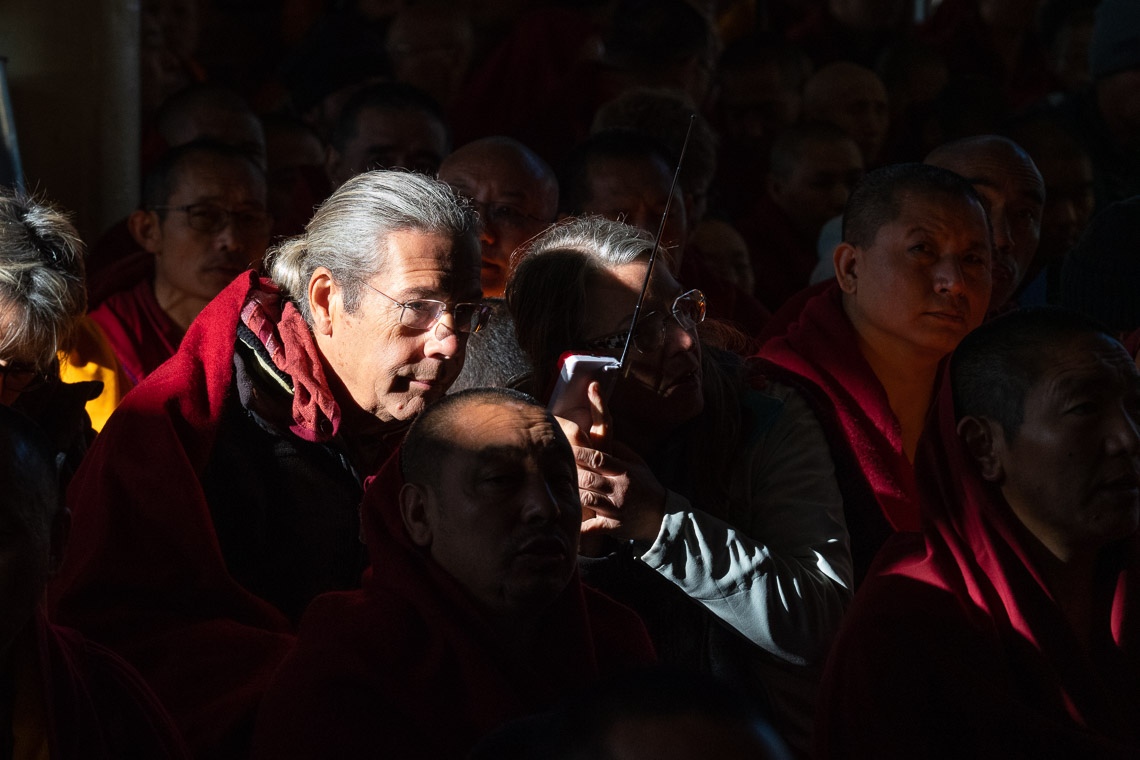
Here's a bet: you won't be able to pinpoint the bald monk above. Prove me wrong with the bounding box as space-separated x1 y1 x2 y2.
252 388 655 759
758 163 992 578
438 137 558 297
926 135 1045 313
802 62 890 166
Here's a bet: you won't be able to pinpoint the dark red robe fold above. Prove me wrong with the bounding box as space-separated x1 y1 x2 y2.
19 609 190 759
89 277 184 385
817 374 1140 759
49 273 326 758
756 281 914 578
252 454 657 760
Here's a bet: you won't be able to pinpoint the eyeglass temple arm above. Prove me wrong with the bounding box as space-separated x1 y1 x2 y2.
618 114 695 378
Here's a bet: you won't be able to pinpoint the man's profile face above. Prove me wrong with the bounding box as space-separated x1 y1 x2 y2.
419 400 581 618
928 145 1044 311
327 106 448 187
769 138 864 239
146 154 271 326
841 191 992 360
989 334 1140 559
578 155 688 266
438 143 556 297
319 229 482 424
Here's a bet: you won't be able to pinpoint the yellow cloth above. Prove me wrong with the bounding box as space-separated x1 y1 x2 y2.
58 316 133 432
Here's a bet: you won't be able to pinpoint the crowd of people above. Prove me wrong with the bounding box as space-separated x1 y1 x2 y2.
2 0 1139 757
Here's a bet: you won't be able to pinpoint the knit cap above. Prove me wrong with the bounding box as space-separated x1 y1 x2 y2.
1089 0 1140 80
1061 195 1140 334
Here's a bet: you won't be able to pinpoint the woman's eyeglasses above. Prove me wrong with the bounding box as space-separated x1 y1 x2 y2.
585 289 706 355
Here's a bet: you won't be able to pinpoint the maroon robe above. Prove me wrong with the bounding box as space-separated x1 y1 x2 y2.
817 374 1140 758
756 281 915 579
735 193 821 314
89 278 183 385
9 609 190 759
252 455 657 760
50 273 352 758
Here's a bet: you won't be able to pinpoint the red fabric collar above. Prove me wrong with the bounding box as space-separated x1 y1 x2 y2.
758 281 920 531
239 283 341 443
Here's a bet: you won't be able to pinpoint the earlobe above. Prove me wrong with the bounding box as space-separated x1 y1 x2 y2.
834 242 858 292
308 268 338 337
128 209 163 254
399 483 433 548
958 415 1004 482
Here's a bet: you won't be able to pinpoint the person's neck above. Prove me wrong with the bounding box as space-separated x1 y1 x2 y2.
153 279 205 333
337 403 406 476
851 325 941 463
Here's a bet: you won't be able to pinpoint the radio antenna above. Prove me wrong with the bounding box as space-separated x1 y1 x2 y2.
617 114 695 376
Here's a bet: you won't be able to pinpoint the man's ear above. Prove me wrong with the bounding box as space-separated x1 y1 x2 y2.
833 242 858 293
399 483 433 548
308 267 339 338
128 209 163 254
48 506 71 577
957 415 1004 483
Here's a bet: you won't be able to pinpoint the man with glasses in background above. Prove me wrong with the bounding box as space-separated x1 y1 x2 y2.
53 170 483 758
90 140 272 384
438 136 558 297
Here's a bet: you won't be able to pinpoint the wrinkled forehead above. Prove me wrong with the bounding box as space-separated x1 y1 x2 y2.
448 400 566 456
1034 333 1140 398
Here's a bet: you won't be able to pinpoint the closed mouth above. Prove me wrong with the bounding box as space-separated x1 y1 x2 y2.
516 534 568 559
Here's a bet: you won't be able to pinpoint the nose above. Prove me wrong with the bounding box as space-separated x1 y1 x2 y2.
1107 404 1140 458
424 312 462 358
521 472 563 524
990 205 1013 255
663 314 699 356
932 254 965 295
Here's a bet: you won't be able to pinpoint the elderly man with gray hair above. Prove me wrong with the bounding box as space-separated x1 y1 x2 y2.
50 170 483 759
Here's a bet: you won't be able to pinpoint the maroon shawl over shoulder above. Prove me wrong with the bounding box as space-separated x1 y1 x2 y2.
817 378 1140 759
757 281 914 577
252 455 657 760
49 273 340 758
24 609 189 759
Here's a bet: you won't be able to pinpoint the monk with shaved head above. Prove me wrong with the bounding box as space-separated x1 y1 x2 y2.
926 135 1045 313
439 137 558 297
803 62 890 165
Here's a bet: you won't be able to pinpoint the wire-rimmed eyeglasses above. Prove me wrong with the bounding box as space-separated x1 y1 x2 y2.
585 289 706 355
150 203 272 234
363 282 491 334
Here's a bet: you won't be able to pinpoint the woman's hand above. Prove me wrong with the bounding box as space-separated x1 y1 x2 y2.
573 440 667 543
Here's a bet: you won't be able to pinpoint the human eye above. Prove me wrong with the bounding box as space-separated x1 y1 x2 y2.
188 204 225 227
400 299 433 313
492 205 525 226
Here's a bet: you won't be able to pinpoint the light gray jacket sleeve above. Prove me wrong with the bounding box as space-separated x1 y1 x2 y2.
637 382 853 666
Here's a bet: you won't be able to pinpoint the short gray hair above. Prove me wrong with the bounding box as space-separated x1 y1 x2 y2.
507 216 653 383
0 191 86 370
266 169 479 324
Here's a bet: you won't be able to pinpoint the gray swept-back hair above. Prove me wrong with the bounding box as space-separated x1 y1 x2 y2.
266 169 479 325
0 191 86 370
507 216 653 381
